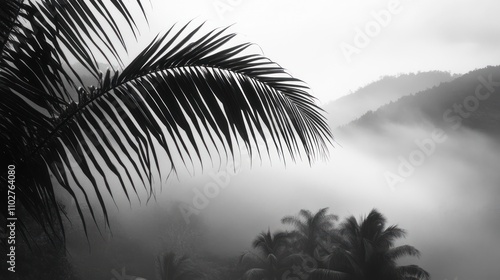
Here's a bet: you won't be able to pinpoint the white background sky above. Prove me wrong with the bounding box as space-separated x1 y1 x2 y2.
124 0 500 104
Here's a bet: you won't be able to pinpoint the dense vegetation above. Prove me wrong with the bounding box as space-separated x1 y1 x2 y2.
234 208 428 280
2 206 429 280
160 208 430 280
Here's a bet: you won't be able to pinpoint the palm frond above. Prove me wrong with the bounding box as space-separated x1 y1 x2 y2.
359 209 386 241
0 0 22 53
339 216 360 243
0 0 147 241
252 229 289 256
334 210 430 280
281 216 307 233
386 245 421 261
299 209 314 220
396 265 430 280
311 207 336 231
1 0 332 243
376 225 406 248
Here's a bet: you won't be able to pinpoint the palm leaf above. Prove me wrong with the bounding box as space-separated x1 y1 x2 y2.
1 0 148 243
1 0 332 245
396 265 430 280
252 229 290 257
376 224 407 248
386 245 421 261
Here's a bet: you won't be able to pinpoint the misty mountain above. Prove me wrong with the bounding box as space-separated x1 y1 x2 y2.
344 65 500 137
324 71 458 129
328 66 500 280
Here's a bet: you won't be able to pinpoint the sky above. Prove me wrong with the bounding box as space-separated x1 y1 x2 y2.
121 0 500 104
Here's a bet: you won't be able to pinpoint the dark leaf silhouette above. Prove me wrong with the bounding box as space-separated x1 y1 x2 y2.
240 229 300 280
282 207 338 255
311 209 429 280
0 0 332 244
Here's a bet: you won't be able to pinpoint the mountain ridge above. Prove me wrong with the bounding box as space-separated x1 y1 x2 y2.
324 71 459 129
343 65 500 136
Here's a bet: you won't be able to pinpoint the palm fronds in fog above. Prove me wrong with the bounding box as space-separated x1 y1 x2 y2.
0 0 332 242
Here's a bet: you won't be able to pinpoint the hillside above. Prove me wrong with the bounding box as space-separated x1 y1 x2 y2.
324 71 458 129
345 65 500 136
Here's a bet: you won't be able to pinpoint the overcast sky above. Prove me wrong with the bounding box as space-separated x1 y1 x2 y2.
123 0 500 104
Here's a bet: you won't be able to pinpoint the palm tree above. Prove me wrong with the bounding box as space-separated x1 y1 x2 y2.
155 252 204 280
239 229 297 280
282 208 338 256
311 209 430 280
0 0 332 242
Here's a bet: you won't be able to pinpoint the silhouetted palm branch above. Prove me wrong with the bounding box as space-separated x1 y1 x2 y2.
386 245 421 260
0 0 332 243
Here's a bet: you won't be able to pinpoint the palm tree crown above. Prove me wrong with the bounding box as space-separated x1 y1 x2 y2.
240 229 293 280
282 208 338 256
311 209 430 280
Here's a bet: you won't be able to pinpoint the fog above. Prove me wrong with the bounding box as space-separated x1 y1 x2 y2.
58 115 500 280
47 1 500 279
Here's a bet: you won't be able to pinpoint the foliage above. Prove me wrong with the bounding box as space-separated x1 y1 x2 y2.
0 0 332 243
239 229 300 280
310 209 430 280
155 252 205 280
239 209 429 280
282 207 338 256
